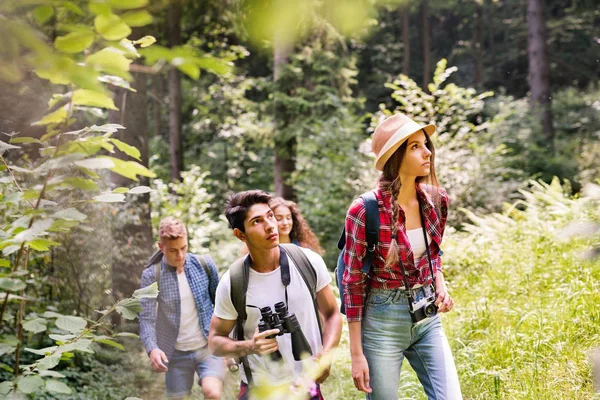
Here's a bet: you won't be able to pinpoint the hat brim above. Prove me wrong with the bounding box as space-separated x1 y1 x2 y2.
375 122 436 171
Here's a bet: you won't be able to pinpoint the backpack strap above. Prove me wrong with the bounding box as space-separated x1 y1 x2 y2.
195 255 214 304
279 244 323 341
360 191 380 274
229 256 253 385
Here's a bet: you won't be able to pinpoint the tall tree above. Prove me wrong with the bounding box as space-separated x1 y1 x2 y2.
109 71 154 325
527 0 553 142
402 5 410 76
168 0 184 181
421 0 431 89
472 1 484 88
273 38 296 201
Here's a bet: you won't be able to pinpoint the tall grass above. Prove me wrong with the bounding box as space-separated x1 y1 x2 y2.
322 178 600 400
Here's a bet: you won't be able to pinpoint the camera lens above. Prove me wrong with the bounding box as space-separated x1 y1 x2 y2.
424 303 438 317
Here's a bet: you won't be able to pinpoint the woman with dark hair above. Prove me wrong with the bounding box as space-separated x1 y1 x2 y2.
269 197 324 255
343 113 462 399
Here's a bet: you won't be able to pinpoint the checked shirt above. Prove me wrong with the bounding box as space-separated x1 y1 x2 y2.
139 253 219 359
342 184 450 322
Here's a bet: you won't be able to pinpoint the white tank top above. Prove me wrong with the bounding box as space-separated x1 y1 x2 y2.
406 227 431 263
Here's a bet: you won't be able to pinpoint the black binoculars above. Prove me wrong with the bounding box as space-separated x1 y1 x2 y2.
257 301 313 361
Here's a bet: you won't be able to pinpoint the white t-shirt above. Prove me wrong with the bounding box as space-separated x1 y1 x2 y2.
174 271 207 351
213 247 331 386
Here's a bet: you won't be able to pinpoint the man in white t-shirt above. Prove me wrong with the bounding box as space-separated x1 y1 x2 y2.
208 190 342 400
139 217 224 399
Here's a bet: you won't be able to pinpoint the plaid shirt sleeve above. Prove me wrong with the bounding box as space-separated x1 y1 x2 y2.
139 267 158 354
342 197 369 322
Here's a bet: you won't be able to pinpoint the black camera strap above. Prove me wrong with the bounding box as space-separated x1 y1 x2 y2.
394 198 436 308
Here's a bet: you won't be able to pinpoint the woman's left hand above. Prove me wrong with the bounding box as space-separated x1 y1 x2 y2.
434 271 454 313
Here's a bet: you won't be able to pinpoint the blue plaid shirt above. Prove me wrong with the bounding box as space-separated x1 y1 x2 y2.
139 253 219 359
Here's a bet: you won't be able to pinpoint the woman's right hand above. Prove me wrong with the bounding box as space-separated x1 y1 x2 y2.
351 353 372 393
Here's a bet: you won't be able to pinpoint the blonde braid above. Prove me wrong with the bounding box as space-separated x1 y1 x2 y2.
385 177 402 268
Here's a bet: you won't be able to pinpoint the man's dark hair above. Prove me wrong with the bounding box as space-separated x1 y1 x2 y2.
225 190 272 232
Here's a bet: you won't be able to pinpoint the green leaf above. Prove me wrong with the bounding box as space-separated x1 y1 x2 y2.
38 370 66 378
0 343 16 357
13 219 54 244
95 338 125 350
49 334 76 342
133 282 158 298
109 0 149 9
194 56 233 77
114 332 139 338
42 311 64 319
0 140 21 151
59 339 94 354
112 187 129 194
61 177 99 191
0 278 26 292
60 1 85 16
172 57 200 79
52 208 87 221
23 318 48 334
116 298 142 320
102 156 156 181
36 354 60 370
110 138 140 160
33 5 55 24
94 13 131 41
10 137 42 144
55 31 95 54
89 1 111 15
17 375 44 394
128 185 152 194
45 379 72 394
0 259 9 267
24 346 57 356
133 35 155 48
2 246 21 257
121 10 153 27
86 49 132 80
28 239 61 251
32 107 68 126
93 193 125 203
55 315 87 333
0 380 13 395
72 89 117 110
73 158 115 170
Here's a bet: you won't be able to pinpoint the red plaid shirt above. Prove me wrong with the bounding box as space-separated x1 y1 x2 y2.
342 184 450 322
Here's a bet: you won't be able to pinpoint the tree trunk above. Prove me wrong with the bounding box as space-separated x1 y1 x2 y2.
473 3 484 88
421 0 431 90
485 0 496 82
527 0 553 142
152 75 161 138
109 71 154 326
273 39 296 201
402 6 410 76
168 0 183 181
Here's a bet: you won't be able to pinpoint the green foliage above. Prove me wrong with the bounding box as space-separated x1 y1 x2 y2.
440 178 600 398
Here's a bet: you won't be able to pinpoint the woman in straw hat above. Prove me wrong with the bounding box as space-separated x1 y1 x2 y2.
342 113 462 399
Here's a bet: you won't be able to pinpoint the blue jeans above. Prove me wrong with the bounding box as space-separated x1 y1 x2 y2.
362 287 462 400
165 347 225 398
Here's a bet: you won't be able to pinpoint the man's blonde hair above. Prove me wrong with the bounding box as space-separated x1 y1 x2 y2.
158 217 187 241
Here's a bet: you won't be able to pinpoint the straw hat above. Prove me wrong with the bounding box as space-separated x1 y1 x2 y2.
371 113 436 171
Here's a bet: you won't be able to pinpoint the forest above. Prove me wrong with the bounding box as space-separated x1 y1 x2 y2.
0 0 599 398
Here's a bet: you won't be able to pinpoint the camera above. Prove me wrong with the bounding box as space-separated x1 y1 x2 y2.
408 284 438 324
257 302 313 361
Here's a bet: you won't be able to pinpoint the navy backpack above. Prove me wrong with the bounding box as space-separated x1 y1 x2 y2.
335 191 380 315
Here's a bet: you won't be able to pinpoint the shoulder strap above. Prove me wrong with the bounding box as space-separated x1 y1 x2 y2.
229 257 253 385
360 191 380 274
280 244 323 341
195 255 214 303
154 263 160 290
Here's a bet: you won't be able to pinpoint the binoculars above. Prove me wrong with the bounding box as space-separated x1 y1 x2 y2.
257 301 313 361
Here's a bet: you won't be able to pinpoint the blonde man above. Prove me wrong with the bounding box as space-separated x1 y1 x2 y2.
140 217 224 399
